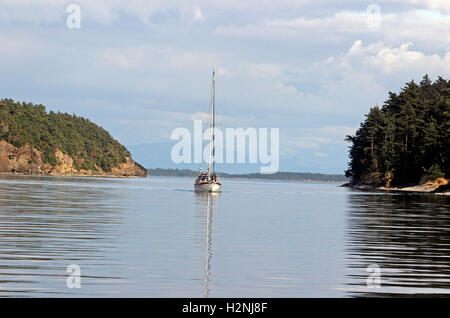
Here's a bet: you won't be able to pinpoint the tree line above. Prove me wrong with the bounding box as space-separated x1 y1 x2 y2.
147 168 347 182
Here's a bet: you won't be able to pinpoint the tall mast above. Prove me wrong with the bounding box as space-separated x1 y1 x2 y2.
208 70 216 174
212 70 216 174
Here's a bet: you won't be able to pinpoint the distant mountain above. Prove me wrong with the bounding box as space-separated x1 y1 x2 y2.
0 99 147 177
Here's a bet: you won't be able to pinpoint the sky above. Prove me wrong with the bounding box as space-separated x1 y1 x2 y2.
0 0 449 174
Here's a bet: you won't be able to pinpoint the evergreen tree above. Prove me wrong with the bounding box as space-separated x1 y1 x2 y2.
346 75 449 186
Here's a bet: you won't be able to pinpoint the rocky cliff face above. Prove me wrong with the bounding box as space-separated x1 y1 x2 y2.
0 140 147 177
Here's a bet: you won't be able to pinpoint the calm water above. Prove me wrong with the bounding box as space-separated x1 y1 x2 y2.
0 175 449 297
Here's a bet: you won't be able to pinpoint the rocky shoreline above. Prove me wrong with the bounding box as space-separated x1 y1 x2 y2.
344 178 450 196
0 171 143 178
0 140 147 178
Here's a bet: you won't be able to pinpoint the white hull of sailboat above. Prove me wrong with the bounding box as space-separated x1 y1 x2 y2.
194 182 221 193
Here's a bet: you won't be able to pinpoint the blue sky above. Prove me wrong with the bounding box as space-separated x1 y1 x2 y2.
1 0 450 173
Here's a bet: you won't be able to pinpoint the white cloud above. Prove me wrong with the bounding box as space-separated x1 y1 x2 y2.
215 9 450 52
390 0 450 14
0 33 30 56
193 7 205 22
0 0 314 25
216 67 230 76
330 40 450 76
245 63 284 80
103 51 133 68
275 82 303 97
365 43 449 74
282 126 357 153
1 0 449 27
215 11 378 38
2 0 449 174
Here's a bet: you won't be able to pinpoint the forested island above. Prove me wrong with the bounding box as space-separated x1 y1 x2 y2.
148 168 347 182
0 99 147 177
345 75 449 193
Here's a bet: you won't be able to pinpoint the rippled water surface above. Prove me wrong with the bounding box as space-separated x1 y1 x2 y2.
0 175 449 297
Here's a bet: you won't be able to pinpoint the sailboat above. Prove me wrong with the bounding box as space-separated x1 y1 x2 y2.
194 71 222 193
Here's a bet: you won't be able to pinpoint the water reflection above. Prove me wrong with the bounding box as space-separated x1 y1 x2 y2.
4 174 450 297
346 193 450 297
195 192 219 298
0 175 125 297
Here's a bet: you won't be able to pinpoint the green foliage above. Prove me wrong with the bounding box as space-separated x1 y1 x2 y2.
0 99 130 172
346 75 450 186
429 164 444 180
